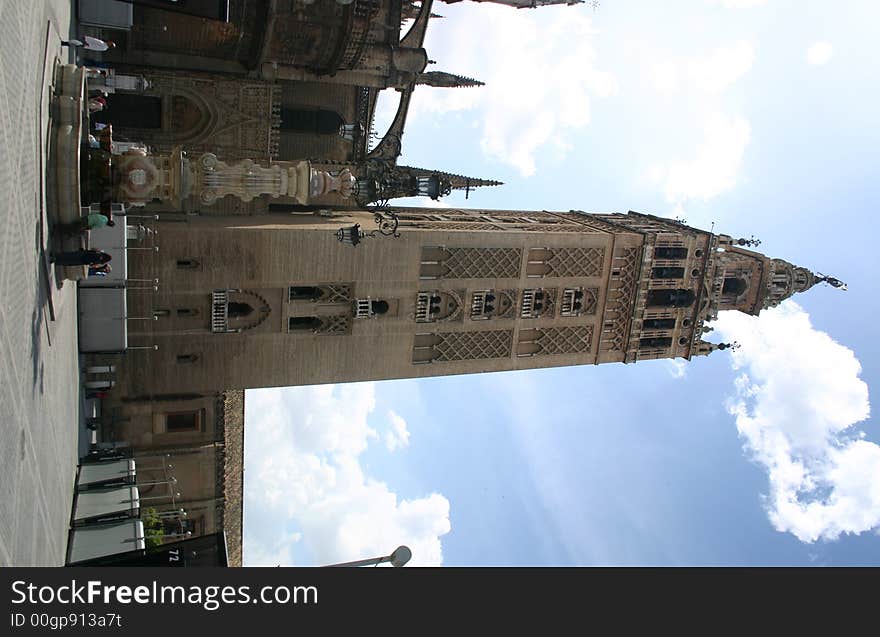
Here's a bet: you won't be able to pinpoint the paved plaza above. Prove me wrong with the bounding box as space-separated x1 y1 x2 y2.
0 0 82 566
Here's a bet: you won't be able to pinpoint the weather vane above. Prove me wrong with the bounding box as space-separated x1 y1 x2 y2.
735 236 761 248
816 273 848 291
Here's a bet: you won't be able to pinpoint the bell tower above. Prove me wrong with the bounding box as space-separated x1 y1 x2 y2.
105 207 844 395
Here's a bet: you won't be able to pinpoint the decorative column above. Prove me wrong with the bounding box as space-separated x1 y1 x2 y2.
114 148 356 207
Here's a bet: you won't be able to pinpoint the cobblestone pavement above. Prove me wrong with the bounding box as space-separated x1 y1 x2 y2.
0 0 79 566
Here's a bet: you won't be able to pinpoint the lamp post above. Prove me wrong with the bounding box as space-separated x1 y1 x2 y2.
336 209 400 247
324 545 412 568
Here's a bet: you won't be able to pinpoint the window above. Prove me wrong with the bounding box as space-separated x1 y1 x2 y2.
640 337 672 349
651 267 685 280
177 308 199 317
653 247 688 260
176 259 199 269
227 302 254 318
521 289 554 319
722 278 748 296
646 289 695 308
288 316 323 331
354 298 389 318
643 318 676 330
280 108 344 135
289 286 324 301
560 287 597 317
176 354 199 364
468 290 512 320
97 94 162 129
165 411 200 432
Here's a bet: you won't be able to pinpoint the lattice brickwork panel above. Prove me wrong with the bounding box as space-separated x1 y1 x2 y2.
434 330 513 362
582 287 599 314
316 314 351 335
547 248 605 277
530 326 594 356
510 224 585 233
417 222 501 231
443 248 522 279
322 284 352 303
603 247 641 351
559 214 626 234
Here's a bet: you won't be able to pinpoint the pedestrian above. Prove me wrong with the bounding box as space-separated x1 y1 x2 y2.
88 263 112 277
51 249 112 267
88 96 106 113
61 36 116 52
56 212 114 237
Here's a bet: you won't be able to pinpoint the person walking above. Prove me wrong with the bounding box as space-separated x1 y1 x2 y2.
61 36 116 52
51 249 112 267
56 212 114 237
88 263 112 277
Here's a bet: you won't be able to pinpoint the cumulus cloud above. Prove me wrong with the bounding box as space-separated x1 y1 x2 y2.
714 301 877 543
651 113 751 205
407 5 617 176
651 41 755 96
243 384 451 566
805 41 833 66
385 410 411 452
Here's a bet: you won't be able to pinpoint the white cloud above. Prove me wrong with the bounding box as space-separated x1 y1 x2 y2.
651 41 756 97
385 410 411 452
714 301 878 543
651 113 751 204
408 6 618 176
688 41 756 94
666 359 688 379
243 384 451 566
806 41 833 66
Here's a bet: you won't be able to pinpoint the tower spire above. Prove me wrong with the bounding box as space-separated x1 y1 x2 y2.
398 166 503 197
417 71 484 88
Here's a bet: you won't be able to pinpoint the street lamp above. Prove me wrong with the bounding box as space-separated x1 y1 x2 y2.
336 209 400 247
324 546 412 568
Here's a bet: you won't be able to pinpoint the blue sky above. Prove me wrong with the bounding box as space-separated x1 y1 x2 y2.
243 0 879 566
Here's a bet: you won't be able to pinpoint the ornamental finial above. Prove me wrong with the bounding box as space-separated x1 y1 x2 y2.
735 236 761 248
816 273 848 291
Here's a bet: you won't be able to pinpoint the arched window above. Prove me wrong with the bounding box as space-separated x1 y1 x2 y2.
371 300 389 315
288 317 323 332
170 94 206 134
289 286 324 301
280 108 345 135
521 289 555 319
96 94 162 129
722 278 748 297
651 267 685 279
227 302 254 318
646 289 695 308
654 247 688 260
643 318 676 330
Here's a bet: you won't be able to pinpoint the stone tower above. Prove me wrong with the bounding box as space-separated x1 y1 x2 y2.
110 207 839 397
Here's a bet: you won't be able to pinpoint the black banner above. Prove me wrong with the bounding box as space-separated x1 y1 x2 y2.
0 567 875 632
